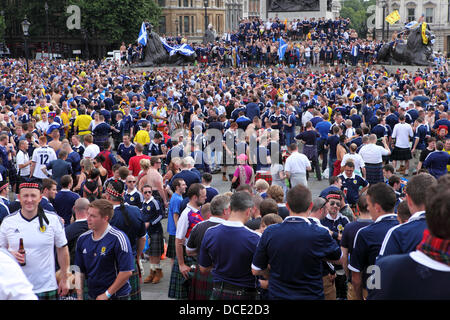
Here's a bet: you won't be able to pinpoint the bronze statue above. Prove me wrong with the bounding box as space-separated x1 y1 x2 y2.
133 23 196 67
377 22 435 66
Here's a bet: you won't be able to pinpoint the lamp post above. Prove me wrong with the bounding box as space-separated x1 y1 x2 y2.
204 0 209 33
381 0 386 41
21 17 30 74
44 2 51 59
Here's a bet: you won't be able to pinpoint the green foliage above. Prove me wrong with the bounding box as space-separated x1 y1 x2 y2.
3 0 161 45
71 0 162 44
340 0 375 39
0 15 5 42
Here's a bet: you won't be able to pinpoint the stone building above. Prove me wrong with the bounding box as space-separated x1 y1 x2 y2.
158 0 226 39
375 0 450 54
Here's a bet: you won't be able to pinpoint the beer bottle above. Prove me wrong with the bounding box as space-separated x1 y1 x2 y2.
18 238 26 266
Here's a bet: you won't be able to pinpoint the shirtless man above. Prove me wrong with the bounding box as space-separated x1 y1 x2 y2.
48 128 62 152
138 157 168 208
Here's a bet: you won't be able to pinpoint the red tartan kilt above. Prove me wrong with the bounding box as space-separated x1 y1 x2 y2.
255 171 272 185
333 160 341 177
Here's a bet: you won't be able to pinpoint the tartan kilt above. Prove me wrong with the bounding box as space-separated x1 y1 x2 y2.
168 255 196 300
189 267 214 300
129 261 141 300
166 235 176 259
391 147 412 161
303 145 318 161
36 289 59 300
210 287 259 301
255 171 272 185
148 231 165 257
365 164 383 185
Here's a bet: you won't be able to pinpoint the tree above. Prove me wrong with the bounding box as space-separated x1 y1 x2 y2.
73 0 161 45
3 0 161 46
340 0 375 39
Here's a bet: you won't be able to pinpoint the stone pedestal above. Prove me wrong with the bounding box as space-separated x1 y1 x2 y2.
261 0 334 21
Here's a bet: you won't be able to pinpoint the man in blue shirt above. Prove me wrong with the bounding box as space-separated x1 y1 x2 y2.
423 141 450 179
316 113 332 172
338 161 369 207
104 180 146 300
75 199 134 300
378 173 437 258
117 135 136 165
370 177 450 300
53 175 80 226
349 183 399 300
252 184 342 300
199 191 260 300
166 178 187 262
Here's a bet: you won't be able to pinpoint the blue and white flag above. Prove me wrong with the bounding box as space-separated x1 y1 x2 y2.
404 20 419 30
138 22 148 46
160 38 195 56
278 38 287 61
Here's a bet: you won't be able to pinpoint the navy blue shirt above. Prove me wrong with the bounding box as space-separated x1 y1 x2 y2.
170 170 201 194
75 225 134 299
117 143 136 165
40 197 56 213
252 216 341 300
110 204 146 256
141 197 163 234
326 135 340 159
199 220 260 288
423 151 450 179
349 214 399 286
339 173 368 205
321 213 350 245
124 189 144 209
205 186 219 204
53 190 80 227
378 212 426 259
369 250 450 300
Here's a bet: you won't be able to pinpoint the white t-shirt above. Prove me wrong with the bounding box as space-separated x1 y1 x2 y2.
175 204 200 246
0 210 67 294
392 122 413 148
35 120 49 134
285 152 311 174
16 150 30 177
359 143 390 164
83 144 100 159
0 249 37 300
341 153 365 173
32 146 57 179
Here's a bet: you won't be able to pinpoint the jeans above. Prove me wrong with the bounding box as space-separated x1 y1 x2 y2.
285 131 295 147
328 156 337 183
317 139 328 171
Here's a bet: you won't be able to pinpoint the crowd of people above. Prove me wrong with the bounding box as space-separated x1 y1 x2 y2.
0 24 449 300
123 17 383 68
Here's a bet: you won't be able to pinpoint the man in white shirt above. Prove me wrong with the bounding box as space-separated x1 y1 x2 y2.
83 134 100 159
0 182 69 299
285 143 312 187
30 136 57 181
358 134 391 184
391 114 414 175
16 140 32 186
35 111 50 135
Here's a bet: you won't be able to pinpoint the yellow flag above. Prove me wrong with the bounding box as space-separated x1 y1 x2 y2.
421 22 428 44
385 10 400 25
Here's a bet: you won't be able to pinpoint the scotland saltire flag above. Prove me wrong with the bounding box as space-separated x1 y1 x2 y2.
278 37 287 61
160 38 195 56
404 20 419 29
138 22 148 46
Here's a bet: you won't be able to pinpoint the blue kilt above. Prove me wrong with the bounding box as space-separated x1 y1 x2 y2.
365 163 383 185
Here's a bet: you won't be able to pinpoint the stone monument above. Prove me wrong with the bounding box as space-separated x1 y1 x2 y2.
261 0 336 21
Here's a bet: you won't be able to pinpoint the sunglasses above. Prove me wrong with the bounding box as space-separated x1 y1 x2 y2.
127 181 136 183
329 201 340 207
143 191 152 194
